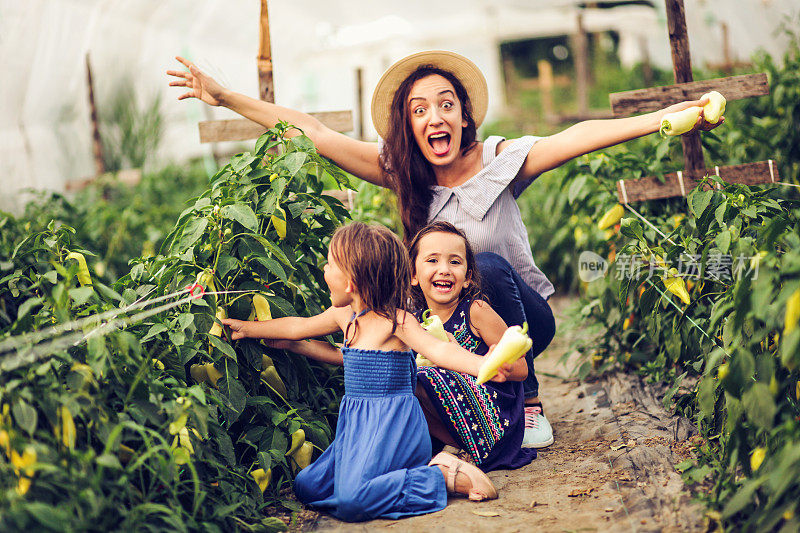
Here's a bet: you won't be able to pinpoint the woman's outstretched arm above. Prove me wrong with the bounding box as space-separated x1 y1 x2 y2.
514 97 724 180
167 56 385 185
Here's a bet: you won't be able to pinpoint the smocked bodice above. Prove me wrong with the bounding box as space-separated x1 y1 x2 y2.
343 348 415 398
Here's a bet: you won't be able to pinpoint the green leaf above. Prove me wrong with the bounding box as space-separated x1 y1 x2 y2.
715 230 732 254
178 218 208 250
221 203 258 232
219 377 247 425
281 152 308 177
13 399 38 436
208 335 237 361
742 383 777 430
690 189 714 218
567 175 587 204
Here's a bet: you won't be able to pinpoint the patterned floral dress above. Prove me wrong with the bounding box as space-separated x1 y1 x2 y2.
416 298 536 471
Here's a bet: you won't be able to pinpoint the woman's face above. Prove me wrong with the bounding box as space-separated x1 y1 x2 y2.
406 74 467 166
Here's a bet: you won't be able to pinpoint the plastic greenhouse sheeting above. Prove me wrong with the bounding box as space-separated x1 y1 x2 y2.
1 0 796 210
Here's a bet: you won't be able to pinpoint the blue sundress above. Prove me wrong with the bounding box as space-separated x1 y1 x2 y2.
294 313 447 522
416 298 536 471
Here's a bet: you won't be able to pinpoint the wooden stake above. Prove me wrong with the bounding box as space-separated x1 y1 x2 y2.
665 0 704 174
86 53 105 176
573 11 589 116
356 67 364 140
258 0 274 103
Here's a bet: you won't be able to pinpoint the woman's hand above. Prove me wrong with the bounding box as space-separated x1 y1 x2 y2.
660 97 725 134
167 56 225 106
221 318 255 340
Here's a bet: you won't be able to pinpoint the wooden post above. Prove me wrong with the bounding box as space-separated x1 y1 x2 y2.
574 11 589 117
665 0 704 175
538 59 555 124
356 67 364 140
258 0 274 103
85 53 105 176
721 22 732 74
607 0 776 204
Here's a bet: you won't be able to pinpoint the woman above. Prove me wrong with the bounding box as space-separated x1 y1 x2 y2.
168 50 720 448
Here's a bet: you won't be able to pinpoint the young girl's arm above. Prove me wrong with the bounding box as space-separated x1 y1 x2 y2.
469 300 527 381
395 312 507 381
514 97 721 179
268 339 344 366
167 57 384 185
222 306 341 341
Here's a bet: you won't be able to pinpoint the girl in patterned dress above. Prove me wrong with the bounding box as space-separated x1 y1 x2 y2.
222 222 503 522
409 222 536 471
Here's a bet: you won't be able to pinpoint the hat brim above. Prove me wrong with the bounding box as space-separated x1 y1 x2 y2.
370 50 488 139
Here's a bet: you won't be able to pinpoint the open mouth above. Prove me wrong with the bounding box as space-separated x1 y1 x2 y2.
427 132 451 156
432 280 454 291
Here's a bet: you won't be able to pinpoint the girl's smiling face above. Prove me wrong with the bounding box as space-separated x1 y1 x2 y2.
411 231 470 307
407 74 468 166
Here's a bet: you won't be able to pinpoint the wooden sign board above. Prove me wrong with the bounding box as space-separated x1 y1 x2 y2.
199 111 353 143
609 73 769 117
616 161 779 203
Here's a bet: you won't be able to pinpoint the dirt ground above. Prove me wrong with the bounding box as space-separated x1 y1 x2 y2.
303 296 705 532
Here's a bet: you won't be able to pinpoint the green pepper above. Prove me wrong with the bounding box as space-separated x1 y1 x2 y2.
418 309 448 367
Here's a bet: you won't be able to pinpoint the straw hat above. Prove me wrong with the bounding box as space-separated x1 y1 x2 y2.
370 50 488 139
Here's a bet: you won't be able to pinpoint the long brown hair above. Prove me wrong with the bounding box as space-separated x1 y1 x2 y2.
329 222 410 333
407 221 482 310
379 66 478 244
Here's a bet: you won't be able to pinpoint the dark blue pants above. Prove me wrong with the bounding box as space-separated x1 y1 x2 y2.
476 252 555 399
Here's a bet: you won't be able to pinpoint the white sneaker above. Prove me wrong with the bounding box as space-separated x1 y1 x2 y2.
522 405 554 448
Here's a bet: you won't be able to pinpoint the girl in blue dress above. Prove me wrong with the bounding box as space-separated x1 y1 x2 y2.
409 221 536 472
222 222 503 522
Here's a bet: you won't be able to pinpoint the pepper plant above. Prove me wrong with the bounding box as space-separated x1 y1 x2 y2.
0 123 353 530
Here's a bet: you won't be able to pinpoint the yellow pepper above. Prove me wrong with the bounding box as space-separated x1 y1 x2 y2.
262 354 274 370
209 307 226 337
750 447 766 471
66 251 92 286
171 426 194 465
717 363 729 380
205 364 224 389
285 429 305 457
271 206 287 240
252 294 272 321
660 106 702 136
597 204 625 230
784 289 800 335
476 323 533 385
663 269 691 305
701 91 726 124
0 430 10 457
57 405 76 450
418 309 447 367
261 366 288 398
291 442 313 471
196 270 217 292
189 364 208 384
11 446 36 496
251 467 272 492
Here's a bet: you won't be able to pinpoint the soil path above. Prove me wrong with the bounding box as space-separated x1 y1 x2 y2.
307 296 704 532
